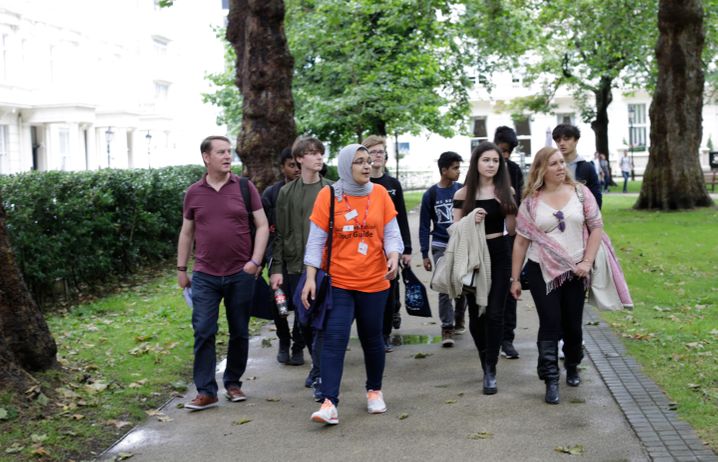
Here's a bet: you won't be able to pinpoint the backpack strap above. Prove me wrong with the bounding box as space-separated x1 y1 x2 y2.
239 177 256 248
325 186 335 275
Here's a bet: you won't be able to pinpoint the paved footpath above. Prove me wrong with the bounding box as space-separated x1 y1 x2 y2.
102 207 717 462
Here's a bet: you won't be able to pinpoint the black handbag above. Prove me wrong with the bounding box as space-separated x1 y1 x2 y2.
401 265 432 317
294 186 335 330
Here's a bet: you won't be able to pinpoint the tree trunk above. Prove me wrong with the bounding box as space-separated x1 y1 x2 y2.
590 77 613 161
227 0 296 191
0 199 57 391
636 0 713 209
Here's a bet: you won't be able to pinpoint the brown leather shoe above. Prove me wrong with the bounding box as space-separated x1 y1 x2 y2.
224 385 247 402
185 394 219 411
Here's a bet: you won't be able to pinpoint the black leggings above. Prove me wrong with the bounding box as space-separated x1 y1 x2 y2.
525 260 585 366
465 236 511 367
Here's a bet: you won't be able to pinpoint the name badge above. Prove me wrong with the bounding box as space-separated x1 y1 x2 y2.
358 241 368 255
345 209 358 221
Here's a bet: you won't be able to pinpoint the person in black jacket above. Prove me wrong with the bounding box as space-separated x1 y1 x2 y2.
552 124 602 209
363 135 412 352
494 126 524 359
261 147 302 365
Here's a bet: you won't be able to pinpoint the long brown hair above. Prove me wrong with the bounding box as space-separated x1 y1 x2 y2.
523 147 576 199
461 141 517 217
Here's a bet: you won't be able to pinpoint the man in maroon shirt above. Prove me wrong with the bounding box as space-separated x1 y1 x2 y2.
177 135 269 411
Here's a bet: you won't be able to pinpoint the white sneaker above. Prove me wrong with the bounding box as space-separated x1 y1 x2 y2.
367 390 387 414
311 399 338 425
558 339 565 359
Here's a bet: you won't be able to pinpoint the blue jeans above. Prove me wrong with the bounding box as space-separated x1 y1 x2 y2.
622 171 630 192
191 270 254 397
320 287 389 406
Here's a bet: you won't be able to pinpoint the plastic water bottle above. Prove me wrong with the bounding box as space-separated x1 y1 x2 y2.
274 288 289 317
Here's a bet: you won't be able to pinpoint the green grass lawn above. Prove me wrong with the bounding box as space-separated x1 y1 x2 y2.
0 274 265 461
404 190 423 211
600 195 718 450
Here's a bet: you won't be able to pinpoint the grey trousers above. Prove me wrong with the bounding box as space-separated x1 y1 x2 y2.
432 246 466 328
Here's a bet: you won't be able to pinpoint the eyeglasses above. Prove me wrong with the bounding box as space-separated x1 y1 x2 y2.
368 149 386 156
553 211 566 232
352 159 372 166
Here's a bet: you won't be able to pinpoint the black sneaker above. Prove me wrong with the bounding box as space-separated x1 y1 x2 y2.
288 350 305 366
501 341 519 359
277 345 290 364
392 312 401 329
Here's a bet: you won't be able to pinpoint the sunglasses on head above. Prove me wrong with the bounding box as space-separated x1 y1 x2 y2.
553 211 566 232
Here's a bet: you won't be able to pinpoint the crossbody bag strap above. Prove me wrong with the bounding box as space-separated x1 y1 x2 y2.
325 185 335 275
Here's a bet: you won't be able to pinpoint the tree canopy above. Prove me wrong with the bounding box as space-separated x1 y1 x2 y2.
285 0 473 149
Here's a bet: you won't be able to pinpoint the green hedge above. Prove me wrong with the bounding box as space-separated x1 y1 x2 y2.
0 166 205 307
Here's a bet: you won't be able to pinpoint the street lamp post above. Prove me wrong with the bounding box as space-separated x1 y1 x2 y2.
105 127 114 168
628 106 635 181
145 131 152 168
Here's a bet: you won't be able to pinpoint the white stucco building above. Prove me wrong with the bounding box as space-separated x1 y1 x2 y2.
393 72 718 186
0 0 226 174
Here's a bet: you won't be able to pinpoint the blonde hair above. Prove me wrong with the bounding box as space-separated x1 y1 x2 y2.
361 135 386 150
523 147 576 199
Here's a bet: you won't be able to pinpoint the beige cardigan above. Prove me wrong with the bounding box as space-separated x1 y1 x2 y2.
430 208 491 310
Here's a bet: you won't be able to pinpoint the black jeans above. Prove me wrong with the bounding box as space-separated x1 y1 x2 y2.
525 260 585 365
273 273 306 353
465 236 511 367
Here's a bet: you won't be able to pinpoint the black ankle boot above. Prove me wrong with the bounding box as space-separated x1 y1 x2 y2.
537 341 560 404
483 364 497 395
545 379 559 404
566 365 581 387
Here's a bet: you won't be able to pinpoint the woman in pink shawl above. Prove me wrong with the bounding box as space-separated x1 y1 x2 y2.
509 147 603 405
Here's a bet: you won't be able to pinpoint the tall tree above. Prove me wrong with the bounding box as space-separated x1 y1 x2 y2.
488 0 657 163
285 0 471 149
0 200 57 391
227 0 297 189
636 0 714 209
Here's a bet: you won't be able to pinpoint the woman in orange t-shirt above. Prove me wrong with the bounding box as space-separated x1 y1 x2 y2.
301 144 403 425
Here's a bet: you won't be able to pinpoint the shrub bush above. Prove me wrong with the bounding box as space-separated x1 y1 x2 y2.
0 166 205 307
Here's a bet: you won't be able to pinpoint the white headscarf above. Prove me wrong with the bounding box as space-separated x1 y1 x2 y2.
333 143 373 201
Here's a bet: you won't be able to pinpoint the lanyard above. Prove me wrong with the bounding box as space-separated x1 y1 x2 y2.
342 195 370 230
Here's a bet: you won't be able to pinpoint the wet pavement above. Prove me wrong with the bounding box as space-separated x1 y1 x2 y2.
102 208 716 462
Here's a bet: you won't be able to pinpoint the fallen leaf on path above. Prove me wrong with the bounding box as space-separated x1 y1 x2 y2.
398 413 409 420
157 415 173 423
232 418 252 425
31 447 51 457
265 397 280 402
555 444 584 455
569 398 586 404
106 420 132 429
445 399 457 404
145 410 163 416
414 352 432 359
467 431 493 440
4 443 24 454
30 433 48 443
114 452 134 461
261 338 272 348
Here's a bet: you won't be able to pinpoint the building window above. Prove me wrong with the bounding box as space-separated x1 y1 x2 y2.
152 36 169 58
1 34 7 80
556 113 575 125
59 128 70 170
513 115 532 158
472 117 487 138
154 81 170 101
628 104 647 150
0 125 8 171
